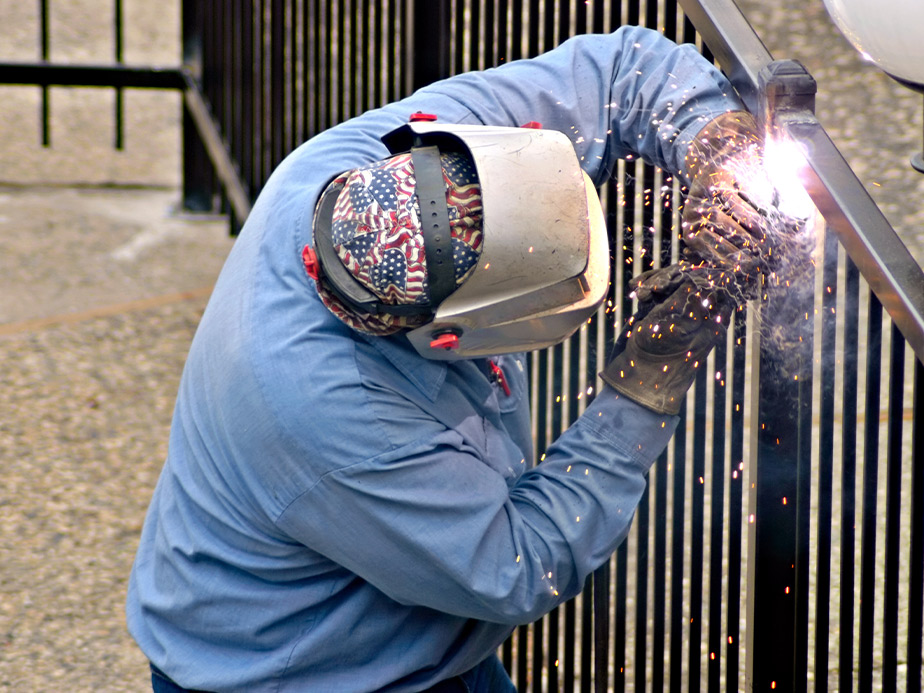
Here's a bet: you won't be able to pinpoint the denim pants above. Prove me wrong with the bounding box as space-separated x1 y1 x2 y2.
150 654 517 692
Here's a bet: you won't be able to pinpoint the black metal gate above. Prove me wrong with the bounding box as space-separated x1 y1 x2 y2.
2 0 922 690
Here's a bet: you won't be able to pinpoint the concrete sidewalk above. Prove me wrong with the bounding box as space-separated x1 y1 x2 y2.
0 186 231 690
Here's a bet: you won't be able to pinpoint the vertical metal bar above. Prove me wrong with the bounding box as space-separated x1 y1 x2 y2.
451 0 465 74
509 0 523 62
483 0 496 68
689 367 708 693
575 0 586 34
609 0 622 33
314 0 328 132
746 304 812 693
365 0 378 107
254 0 268 190
626 0 639 30
385 0 398 102
839 257 861 693
230 0 243 190
493 0 507 67
547 606 559 693
499 612 513 683
726 304 747 687
303 0 313 135
526 0 539 57
215 0 230 220
336 0 346 124
591 0 603 32
358 0 370 112
882 324 905 692
563 591 575 690
212 0 228 218
556 0 569 45
181 0 215 212
651 449 668 692
814 224 839 690
113 0 124 149
470 0 483 71
663 0 678 40
541 0 553 52
516 622 529 690
411 0 450 89
908 357 924 693
531 607 544 693
581 575 593 693
292 0 303 143
795 291 814 693
501 637 513 679
242 0 255 193
270 0 285 166
592 563 608 693
39 0 50 146
613 538 627 693
669 402 688 692
858 294 883 693
707 337 728 693
633 482 649 691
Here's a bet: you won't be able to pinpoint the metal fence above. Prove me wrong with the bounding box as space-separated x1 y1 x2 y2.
2 0 922 690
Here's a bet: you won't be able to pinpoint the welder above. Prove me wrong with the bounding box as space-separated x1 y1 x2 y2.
127 25 779 693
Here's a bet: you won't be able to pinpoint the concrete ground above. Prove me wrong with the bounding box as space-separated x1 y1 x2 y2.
0 0 921 690
0 187 231 691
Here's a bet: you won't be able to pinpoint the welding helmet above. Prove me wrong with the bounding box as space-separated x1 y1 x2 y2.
307 118 609 360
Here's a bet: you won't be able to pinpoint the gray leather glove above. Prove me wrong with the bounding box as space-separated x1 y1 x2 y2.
682 111 799 295
600 266 733 415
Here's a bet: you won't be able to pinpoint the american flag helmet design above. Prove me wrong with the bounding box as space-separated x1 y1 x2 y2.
309 151 483 335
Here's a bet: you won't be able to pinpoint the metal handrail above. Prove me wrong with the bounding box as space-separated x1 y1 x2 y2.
679 0 924 362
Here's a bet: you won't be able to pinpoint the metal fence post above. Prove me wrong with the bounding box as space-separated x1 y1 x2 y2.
745 59 818 692
411 0 452 91
181 0 216 212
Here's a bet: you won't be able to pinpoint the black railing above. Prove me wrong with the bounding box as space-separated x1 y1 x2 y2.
2 0 922 689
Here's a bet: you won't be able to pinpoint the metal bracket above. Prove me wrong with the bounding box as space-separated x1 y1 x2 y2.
758 60 818 136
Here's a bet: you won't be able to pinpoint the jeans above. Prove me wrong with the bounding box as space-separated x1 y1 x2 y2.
150 654 516 692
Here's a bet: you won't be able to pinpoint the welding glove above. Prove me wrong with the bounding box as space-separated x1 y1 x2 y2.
600 266 734 416
682 111 776 289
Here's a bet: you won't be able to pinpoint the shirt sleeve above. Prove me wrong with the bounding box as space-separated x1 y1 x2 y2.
275 386 678 626
298 25 745 189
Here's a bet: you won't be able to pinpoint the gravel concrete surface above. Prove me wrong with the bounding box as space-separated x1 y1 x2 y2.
0 0 920 691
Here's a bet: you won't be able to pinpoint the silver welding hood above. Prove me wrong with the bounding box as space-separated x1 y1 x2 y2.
319 120 610 360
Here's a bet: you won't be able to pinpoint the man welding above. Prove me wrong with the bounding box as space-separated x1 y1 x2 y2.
127 25 790 692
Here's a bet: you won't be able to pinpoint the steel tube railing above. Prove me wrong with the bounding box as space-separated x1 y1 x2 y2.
784 116 924 362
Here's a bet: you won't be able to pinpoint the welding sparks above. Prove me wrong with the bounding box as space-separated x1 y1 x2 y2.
762 137 815 219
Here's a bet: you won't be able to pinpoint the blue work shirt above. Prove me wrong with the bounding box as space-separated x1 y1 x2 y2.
127 26 744 692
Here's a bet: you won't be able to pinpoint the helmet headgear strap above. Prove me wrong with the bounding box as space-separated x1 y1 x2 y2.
409 144 456 308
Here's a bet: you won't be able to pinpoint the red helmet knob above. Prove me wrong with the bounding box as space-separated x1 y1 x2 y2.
429 331 460 351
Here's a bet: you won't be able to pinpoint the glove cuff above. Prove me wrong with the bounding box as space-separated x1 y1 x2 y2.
599 366 688 416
